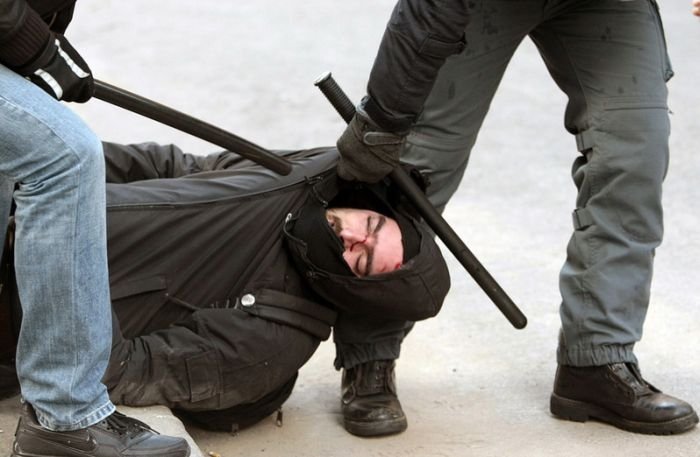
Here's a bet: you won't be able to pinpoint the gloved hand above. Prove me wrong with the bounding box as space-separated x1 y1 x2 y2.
17 34 94 103
336 108 406 183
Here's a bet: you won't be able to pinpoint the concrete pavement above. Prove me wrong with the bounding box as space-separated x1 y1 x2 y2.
1 1 699 456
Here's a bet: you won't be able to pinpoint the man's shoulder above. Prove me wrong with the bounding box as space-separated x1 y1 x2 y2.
106 146 339 208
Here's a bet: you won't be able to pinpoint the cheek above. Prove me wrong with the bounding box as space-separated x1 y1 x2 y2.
373 246 403 274
342 251 358 272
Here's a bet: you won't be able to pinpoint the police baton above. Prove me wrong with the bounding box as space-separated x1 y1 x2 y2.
93 80 293 176
315 72 527 329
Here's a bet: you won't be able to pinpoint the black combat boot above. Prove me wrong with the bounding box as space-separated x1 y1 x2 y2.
12 401 190 457
550 363 699 435
341 360 407 437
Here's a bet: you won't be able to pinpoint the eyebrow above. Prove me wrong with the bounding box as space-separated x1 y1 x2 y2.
329 214 343 237
362 215 386 276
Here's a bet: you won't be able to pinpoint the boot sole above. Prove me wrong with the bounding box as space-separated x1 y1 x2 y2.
344 416 408 437
550 392 699 435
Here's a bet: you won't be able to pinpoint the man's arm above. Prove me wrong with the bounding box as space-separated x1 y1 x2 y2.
364 0 469 132
693 0 700 17
103 141 255 183
335 0 469 182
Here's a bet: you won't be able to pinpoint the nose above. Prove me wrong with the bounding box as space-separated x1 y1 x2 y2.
339 228 372 250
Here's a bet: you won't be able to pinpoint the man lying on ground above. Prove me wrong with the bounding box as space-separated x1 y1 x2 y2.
1 142 450 435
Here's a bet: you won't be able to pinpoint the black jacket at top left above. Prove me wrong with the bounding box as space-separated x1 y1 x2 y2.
0 0 76 69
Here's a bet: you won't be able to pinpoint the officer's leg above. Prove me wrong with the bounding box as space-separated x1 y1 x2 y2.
402 1 542 211
531 0 697 433
336 3 543 437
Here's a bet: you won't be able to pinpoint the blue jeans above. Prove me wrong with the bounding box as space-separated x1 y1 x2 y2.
0 64 115 430
402 0 671 366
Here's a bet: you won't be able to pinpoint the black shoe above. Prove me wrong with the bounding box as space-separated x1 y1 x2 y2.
550 363 699 435
12 402 190 457
341 360 407 437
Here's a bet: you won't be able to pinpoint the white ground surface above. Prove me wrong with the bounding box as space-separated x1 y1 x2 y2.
1 2 699 456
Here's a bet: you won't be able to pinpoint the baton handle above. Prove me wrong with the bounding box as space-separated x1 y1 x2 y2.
93 80 293 176
315 72 527 329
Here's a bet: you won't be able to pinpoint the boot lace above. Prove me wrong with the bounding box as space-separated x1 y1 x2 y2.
611 363 654 396
102 411 158 437
356 361 392 394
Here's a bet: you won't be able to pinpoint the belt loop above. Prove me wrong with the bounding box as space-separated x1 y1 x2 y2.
572 208 594 230
575 130 595 152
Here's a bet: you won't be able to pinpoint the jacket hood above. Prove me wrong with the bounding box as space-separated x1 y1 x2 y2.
283 174 450 321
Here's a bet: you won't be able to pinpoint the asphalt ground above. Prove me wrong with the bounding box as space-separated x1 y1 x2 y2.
1 2 699 456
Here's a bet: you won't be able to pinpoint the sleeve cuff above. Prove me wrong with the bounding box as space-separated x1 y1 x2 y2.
362 94 414 134
0 6 51 70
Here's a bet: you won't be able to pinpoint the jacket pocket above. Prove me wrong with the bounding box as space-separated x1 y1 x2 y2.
110 275 171 337
185 350 222 403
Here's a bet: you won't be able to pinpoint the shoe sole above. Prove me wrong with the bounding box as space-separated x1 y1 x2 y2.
550 393 700 435
11 452 190 457
344 416 408 437
11 447 191 457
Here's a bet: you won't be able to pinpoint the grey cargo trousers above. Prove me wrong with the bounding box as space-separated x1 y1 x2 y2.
401 0 673 366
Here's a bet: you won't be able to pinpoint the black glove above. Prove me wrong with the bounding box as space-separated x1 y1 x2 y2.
17 34 94 103
336 108 406 183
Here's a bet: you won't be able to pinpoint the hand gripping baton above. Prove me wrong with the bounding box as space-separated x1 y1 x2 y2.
93 80 293 176
315 72 527 329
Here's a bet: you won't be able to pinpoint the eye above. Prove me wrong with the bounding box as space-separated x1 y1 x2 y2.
355 256 366 277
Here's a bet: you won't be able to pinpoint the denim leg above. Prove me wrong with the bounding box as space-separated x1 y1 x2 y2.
531 0 672 365
0 64 114 430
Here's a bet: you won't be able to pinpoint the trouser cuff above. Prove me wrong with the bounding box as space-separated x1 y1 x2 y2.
334 339 402 370
557 343 638 367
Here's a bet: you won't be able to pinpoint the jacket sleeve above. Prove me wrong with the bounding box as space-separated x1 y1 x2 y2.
103 142 243 183
364 0 469 132
0 0 51 69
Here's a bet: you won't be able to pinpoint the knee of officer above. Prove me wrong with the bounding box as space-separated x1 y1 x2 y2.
578 100 670 184
574 101 669 242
